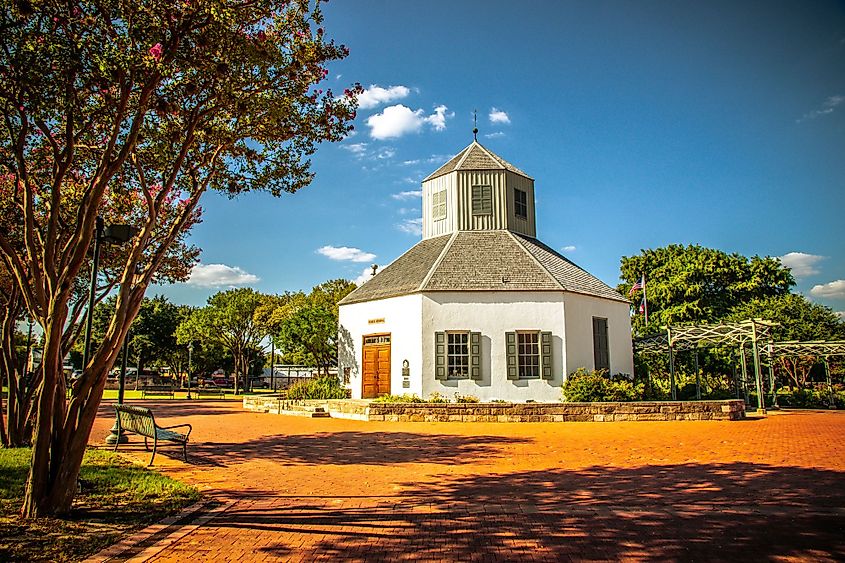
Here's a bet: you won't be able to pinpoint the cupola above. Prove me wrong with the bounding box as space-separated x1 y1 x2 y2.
421 141 536 240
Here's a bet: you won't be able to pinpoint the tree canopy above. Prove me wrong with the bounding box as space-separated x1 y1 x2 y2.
177 288 267 392
0 0 359 517
620 244 794 334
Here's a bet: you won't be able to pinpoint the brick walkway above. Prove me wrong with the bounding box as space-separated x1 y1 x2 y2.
90 402 845 561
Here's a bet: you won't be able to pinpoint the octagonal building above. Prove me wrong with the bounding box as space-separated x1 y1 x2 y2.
338 141 633 402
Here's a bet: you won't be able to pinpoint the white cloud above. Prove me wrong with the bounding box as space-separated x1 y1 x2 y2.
402 159 420 166
396 217 423 236
561 245 577 253
810 280 845 299
391 190 422 200
797 95 844 123
489 108 511 125
353 266 376 286
366 104 452 140
778 252 826 278
341 142 368 157
425 105 451 131
317 245 376 263
186 264 259 288
485 131 505 139
357 85 411 110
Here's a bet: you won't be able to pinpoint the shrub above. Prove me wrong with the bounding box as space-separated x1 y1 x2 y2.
286 375 347 400
372 394 424 403
427 391 448 403
453 393 479 403
562 368 643 402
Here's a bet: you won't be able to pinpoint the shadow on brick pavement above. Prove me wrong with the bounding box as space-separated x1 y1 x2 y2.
193 463 845 561
187 431 531 466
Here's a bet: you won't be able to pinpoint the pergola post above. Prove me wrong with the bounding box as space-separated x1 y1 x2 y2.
823 356 835 410
694 350 701 400
767 343 778 408
732 363 739 399
750 320 766 414
739 345 750 405
667 328 677 401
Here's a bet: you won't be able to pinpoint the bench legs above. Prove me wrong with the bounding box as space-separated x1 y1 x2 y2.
118 434 183 467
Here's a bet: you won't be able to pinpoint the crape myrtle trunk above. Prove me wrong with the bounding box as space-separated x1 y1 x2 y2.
21 290 141 517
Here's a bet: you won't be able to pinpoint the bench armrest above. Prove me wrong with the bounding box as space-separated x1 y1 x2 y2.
161 423 192 438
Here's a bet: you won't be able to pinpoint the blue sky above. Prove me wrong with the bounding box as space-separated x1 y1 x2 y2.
156 0 845 317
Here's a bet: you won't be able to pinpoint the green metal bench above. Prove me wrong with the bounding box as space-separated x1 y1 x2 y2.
193 388 225 399
141 385 175 399
113 404 192 466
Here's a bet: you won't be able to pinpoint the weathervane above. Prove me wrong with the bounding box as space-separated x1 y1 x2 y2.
473 109 478 141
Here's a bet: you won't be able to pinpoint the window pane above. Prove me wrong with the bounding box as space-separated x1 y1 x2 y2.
514 188 527 218
517 332 540 378
447 332 469 379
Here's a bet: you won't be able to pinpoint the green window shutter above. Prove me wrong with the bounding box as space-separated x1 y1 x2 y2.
472 185 492 215
470 332 482 380
505 332 518 380
434 332 446 380
540 331 553 380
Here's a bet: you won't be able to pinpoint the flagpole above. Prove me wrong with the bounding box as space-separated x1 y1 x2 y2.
642 273 649 326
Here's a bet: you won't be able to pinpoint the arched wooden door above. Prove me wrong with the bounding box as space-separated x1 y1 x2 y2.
362 334 391 398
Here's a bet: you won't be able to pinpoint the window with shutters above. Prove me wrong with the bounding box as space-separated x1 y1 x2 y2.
471 185 492 216
434 331 482 381
592 317 610 372
506 331 553 380
514 188 527 219
432 189 447 221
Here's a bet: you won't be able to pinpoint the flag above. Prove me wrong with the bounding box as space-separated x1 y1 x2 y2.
628 274 645 296
639 299 645 314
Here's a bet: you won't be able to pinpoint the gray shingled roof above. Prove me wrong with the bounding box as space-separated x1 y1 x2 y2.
512 234 628 302
423 141 532 182
339 230 627 305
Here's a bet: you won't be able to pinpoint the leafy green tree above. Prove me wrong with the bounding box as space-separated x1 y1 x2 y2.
620 245 794 334
276 303 337 374
0 0 359 517
729 294 845 389
263 279 355 372
177 288 267 393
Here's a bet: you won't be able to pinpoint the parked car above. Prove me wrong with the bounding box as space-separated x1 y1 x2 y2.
211 376 230 388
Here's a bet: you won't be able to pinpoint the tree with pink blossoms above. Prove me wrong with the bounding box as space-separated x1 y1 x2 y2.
0 0 360 517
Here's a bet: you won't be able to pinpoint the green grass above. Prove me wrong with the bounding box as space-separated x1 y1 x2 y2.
100 388 274 400
0 447 199 562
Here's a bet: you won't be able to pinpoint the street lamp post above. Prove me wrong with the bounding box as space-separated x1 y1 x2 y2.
83 217 137 375
187 342 193 400
81 217 137 446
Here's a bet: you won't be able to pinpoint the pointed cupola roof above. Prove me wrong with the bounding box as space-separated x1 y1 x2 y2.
423 141 533 182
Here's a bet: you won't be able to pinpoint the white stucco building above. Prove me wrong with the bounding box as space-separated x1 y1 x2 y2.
338 140 633 402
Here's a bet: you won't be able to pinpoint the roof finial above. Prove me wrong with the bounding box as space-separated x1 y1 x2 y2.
472 109 478 141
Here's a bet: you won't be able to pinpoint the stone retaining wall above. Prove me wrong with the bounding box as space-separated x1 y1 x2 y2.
243 395 745 422
367 400 744 422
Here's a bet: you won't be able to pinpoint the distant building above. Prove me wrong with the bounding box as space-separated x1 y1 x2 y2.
338 140 633 401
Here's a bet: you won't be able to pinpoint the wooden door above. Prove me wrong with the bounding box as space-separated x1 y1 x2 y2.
362 335 391 398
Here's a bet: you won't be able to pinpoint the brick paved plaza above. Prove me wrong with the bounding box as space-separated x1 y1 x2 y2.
90 402 845 561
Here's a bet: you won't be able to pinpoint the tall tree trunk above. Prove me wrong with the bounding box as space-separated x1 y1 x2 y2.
1 291 33 447
21 286 141 517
